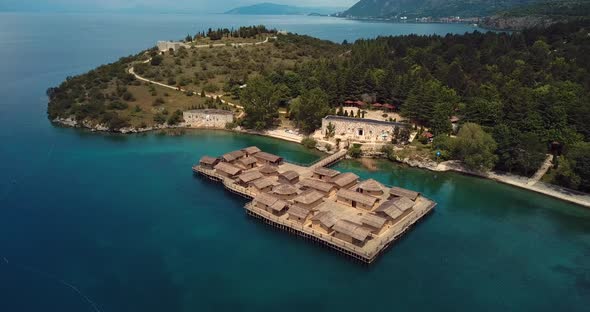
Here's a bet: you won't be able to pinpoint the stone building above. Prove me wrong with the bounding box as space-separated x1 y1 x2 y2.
157 41 190 52
183 109 234 129
321 115 409 142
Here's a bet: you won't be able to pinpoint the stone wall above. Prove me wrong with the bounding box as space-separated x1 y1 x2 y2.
157 41 190 52
321 116 408 143
183 109 234 128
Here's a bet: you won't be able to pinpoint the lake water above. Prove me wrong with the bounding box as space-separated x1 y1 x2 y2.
0 12 588 312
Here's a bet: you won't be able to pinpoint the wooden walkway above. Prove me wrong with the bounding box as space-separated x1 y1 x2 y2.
309 149 348 169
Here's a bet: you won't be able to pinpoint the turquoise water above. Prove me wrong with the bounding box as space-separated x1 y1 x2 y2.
0 12 589 312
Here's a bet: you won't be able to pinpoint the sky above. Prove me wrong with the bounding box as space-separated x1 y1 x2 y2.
0 0 357 13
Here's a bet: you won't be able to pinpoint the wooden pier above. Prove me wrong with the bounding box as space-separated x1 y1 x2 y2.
193 148 436 264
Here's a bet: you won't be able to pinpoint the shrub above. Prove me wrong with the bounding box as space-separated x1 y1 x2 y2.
150 55 163 66
348 144 363 158
167 110 184 125
153 113 166 124
108 101 128 110
153 97 165 106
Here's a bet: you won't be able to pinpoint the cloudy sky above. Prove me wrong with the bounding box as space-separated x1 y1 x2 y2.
0 0 356 13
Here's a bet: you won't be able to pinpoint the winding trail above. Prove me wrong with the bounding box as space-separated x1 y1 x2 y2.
128 36 276 116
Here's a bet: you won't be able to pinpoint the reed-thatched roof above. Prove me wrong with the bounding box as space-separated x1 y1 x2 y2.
238 157 257 166
259 165 278 175
252 177 275 189
272 184 298 196
331 172 359 188
199 156 219 166
214 162 242 176
357 179 384 193
222 150 245 162
241 146 261 155
389 186 419 200
288 205 311 219
390 196 415 211
311 211 338 228
279 170 299 181
313 167 340 178
375 203 404 219
270 199 288 212
336 188 378 207
361 214 388 229
237 171 263 184
299 178 336 193
254 192 280 207
254 152 282 163
293 190 325 205
333 220 371 242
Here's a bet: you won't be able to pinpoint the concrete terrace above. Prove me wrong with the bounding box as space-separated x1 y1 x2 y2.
193 147 435 264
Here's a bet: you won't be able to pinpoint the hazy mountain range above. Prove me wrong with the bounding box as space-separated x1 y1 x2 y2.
224 2 345 15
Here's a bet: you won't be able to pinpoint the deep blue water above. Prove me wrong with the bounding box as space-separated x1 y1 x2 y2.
0 12 589 312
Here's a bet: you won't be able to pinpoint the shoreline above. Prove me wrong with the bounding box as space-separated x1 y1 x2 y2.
52 118 590 209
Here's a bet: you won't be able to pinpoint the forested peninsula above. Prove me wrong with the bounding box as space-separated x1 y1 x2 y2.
47 22 590 193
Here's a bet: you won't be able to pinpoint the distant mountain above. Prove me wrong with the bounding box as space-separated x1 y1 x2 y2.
342 0 539 18
225 2 344 15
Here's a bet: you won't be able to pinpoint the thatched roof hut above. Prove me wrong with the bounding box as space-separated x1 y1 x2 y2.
222 150 245 162
272 184 298 196
259 165 278 175
389 186 419 200
288 205 311 220
254 192 279 207
237 157 257 168
214 162 242 177
278 170 299 184
241 146 261 155
254 152 283 165
333 220 371 242
299 178 336 194
357 179 385 194
361 214 388 229
331 172 359 188
237 171 263 184
252 177 275 190
336 188 378 207
313 167 340 179
311 211 338 228
199 156 219 168
293 190 324 206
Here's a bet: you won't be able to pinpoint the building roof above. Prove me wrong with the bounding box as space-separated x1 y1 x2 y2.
254 192 280 207
222 150 245 162
252 177 275 189
313 167 340 178
293 190 325 205
389 187 420 200
331 172 359 188
238 157 257 166
270 200 288 212
288 205 311 219
311 211 338 228
214 162 242 176
272 184 298 196
357 179 385 193
324 115 409 128
237 171 263 184
333 220 371 242
199 156 219 166
184 109 233 115
279 170 299 181
299 178 336 193
378 197 414 213
241 146 261 155
336 188 378 207
259 165 278 175
254 152 282 163
361 214 388 229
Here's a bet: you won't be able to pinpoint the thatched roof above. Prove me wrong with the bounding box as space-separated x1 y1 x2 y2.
254 192 280 207
270 200 288 212
199 156 219 166
333 220 371 242
389 186 419 200
238 157 257 166
375 203 404 219
357 179 384 193
241 146 261 155
293 190 325 205
311 211 338 228
222 150 245 162
259 165 278 175
279 170 299 181
331 172 359 188
288 205 311 219
252 177 275 189
391 197 415 211
313 167 340 178
361 214 388 229
254 152 282 163
272 184 298 196
214 162 242 176
299 178 335 193
237 171 263 184
336 188 378 207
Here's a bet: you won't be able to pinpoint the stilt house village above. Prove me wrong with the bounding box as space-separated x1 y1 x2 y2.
194 146 435 263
